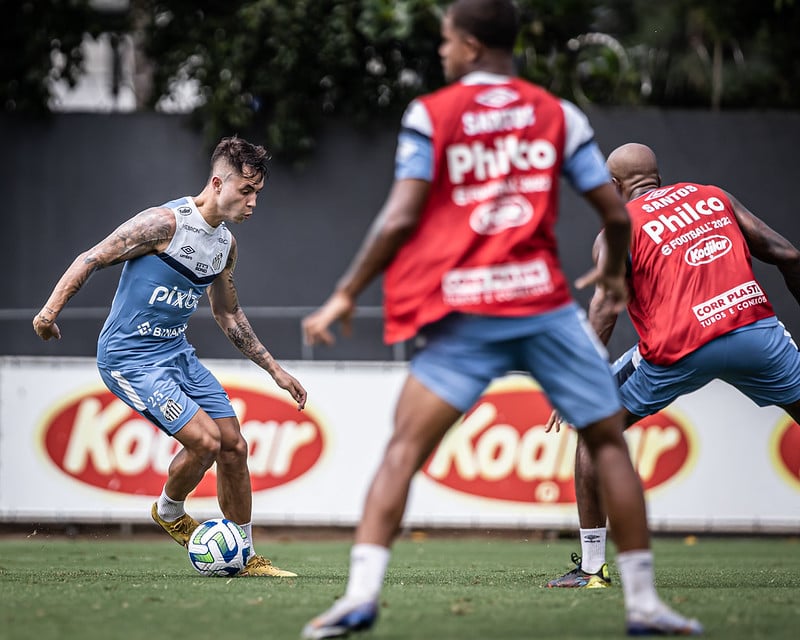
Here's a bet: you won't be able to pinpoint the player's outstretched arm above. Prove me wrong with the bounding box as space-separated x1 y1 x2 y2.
32 207 175 341
575 182 631 314
727 191 800 306
585 231 623 345
302 178 429 347
208 237 307 410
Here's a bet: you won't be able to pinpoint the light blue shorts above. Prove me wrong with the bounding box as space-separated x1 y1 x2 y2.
97 348 235 435
409 303 622 428
613 316 800 417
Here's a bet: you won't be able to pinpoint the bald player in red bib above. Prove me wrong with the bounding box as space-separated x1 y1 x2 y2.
546 143 800 597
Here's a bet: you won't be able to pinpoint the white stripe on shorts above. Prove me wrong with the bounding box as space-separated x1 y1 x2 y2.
110 370 147 411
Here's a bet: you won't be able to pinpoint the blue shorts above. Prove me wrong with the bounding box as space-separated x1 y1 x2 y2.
97 348 235 435
613 316 800 417
409 304 622 428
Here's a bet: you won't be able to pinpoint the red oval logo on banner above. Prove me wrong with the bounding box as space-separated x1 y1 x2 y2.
422 379 694 504
771 418 800 490
39 384 325 497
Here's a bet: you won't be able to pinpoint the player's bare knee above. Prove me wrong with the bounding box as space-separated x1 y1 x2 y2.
191 430 222 466
382 437 426 479
217 434 248 467
579 414 626 455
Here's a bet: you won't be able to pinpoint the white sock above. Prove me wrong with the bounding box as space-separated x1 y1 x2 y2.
616 549 661 615
240 522 255 556
157 489 185 522
579 527 607 574
344 544 391 603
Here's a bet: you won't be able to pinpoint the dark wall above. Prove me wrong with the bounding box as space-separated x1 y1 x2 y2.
3 109 800 362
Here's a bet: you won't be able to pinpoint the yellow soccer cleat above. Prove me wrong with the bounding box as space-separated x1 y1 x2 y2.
546 553 611 588
150 502 200 547
238 554 298 577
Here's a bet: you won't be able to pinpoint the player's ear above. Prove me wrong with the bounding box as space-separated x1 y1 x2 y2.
611 177 623 195
465 34 482 63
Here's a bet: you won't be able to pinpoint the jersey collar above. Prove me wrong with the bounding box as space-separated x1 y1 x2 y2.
460 71 512 86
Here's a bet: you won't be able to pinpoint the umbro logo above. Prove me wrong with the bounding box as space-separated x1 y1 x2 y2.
644 187 676 201
474 87 519 108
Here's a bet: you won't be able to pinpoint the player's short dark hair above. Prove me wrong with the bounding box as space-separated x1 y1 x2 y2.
211 136 271 181
449 0 520 51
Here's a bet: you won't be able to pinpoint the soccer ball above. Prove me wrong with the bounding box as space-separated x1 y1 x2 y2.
187 518 251 577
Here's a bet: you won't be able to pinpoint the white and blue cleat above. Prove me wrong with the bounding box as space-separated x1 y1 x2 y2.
301 598 378 639
626 604 703 636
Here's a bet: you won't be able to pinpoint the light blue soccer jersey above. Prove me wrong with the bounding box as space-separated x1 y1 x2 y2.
97 197 232 367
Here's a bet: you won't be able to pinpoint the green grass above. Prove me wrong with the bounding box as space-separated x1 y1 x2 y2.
1 535 798 639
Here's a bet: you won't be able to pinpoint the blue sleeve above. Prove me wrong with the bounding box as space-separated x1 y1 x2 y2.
394 128 434 181
562 141 612 193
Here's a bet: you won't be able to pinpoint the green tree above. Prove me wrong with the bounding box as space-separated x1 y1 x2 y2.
137 0 444 159
3 0 799 158
570 0 800 110
0 0 122 114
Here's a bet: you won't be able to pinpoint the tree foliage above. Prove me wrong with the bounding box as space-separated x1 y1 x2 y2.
609 0 800 110
2 0 798 158
514 0 800 110
0 0 110 114
137 0 444 158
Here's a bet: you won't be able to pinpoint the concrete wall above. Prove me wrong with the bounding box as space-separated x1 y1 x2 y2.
3 109 799 362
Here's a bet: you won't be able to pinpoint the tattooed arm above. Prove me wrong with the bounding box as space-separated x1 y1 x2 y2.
207 237 307 409
33 207 176 341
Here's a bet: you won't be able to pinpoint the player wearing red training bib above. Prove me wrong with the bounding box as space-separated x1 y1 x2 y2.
384 79 574 343
626 182 775 365
302 2 703 638
546 144 800 600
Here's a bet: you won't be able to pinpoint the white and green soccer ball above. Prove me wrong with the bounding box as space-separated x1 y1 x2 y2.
187 518 251 577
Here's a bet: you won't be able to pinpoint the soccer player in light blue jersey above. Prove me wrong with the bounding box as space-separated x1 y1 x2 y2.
33 136 306 577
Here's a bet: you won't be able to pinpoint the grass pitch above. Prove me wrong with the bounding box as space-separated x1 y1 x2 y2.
0 533 798 639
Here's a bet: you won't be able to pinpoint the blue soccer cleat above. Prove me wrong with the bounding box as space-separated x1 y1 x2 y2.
626 603 704 636
301 598 378 639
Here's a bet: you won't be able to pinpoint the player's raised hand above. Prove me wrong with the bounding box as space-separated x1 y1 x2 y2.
596 271 628 314
302 290 356 347
574 263 601 291
575 267 628 314
32 309 62 341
